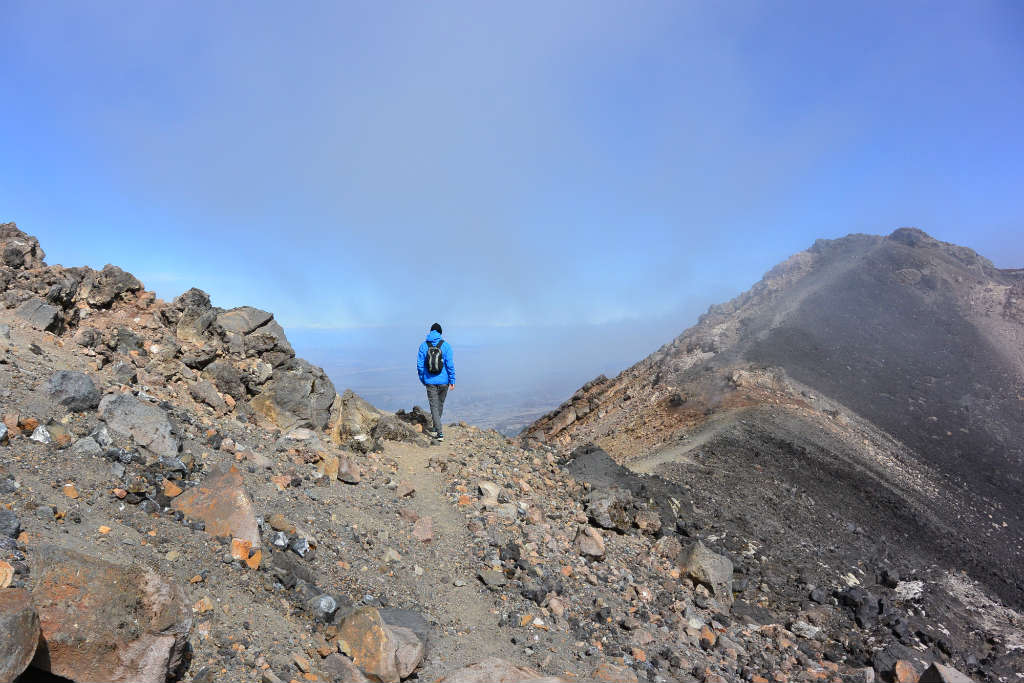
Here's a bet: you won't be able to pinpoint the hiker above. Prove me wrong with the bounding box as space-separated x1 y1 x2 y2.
417 322 455 441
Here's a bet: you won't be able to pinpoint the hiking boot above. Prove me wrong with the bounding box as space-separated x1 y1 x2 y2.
436 433 444 442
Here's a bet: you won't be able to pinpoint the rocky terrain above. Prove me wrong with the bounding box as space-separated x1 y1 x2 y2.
528 228 1024 680
0 221 1013 683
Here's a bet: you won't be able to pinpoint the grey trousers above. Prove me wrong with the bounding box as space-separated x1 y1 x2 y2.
425 384 449 434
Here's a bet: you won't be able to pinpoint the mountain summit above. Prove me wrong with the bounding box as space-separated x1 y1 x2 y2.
529 228 1024 610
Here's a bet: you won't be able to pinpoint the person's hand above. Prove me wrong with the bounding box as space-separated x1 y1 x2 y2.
449 384 455 390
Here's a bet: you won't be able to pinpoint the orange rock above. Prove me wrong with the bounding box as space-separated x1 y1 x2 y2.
19 417 39 432
98 525 111 534
317 453 340 480
338 607 423 683
457 494 472 506
62 483 79 499
0 559 14 588
194 596 214 613
271 475 292 491
112 488 127 499
171 464 260 546
3 413 20 433
699 625 717 650
231 538 253 561
592 659 639 682
751 676 770 683
189 574 204 584
894 660 919 683
163 479 183 498
246 548 262 570
631 648 647 663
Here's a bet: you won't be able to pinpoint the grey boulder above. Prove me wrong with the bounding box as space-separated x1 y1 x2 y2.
585 487 635 533
217 306 273 335
251 359 335 431
15 298 61 332
99 393 180 459
45 370 100 411
678 540 734 611
0 589 40 683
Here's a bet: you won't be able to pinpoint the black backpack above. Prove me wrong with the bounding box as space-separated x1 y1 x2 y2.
426 339 445 375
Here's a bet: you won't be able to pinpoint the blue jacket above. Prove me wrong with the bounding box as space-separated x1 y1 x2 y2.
417 330 455 385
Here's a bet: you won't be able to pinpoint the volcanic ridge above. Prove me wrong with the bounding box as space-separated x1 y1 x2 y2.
0 222 1020 683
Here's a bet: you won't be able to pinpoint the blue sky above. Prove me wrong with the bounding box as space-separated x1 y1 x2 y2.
2 1 1022 332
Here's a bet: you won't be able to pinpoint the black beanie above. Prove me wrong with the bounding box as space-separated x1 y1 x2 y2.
430 323 442 334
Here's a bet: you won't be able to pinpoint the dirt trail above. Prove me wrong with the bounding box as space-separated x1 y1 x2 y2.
382 440 509 673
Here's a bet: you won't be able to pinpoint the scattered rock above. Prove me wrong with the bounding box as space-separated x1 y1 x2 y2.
15 298 61 332
338 607 423 683
99 393 180 459
678 540 734 610
190 379 228 414
45 370 101 411
322 653 371 683
591 659 639 682
919 663 975 683
575 526 606 558
586 487 634 532
412 516 433 543
478 570 508 588
171 463 261 546
0 588 40 683
30 544 192 683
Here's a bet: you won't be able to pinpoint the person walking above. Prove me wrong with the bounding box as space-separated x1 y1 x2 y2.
417 322 455 441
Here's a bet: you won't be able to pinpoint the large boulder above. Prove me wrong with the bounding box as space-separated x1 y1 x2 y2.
217 306 273 335
251 359 335 431
99 393 180 460
585 487 635 533
244 319 294 356
170 463 260 546
45 370 100 411
337 607 424 683
437 657 567 682
328 389 383 445
29 544 192 683
76 264 142 308
678 540 734 611
15 298 61 332
0 588 40 683
371 414 429 445
0 223 46 269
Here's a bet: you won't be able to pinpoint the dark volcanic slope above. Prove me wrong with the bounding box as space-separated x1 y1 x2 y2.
528 228 1024 613
743 231 1024 507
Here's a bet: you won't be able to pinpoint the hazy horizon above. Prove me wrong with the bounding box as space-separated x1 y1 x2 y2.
289 312 711 435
